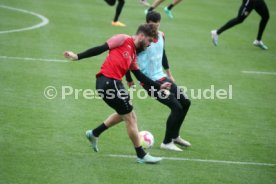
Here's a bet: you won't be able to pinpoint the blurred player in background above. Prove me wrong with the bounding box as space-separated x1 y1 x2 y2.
126 11 191 151
104 0 126 27
145 0 183 19
64 23 171 163
211 0 270 50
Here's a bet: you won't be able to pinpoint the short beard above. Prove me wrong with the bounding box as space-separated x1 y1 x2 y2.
136 47 145 54
136 42 146 53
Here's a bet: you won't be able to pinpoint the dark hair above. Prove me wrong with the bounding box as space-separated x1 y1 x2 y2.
146 11 161 23
136 23 158 39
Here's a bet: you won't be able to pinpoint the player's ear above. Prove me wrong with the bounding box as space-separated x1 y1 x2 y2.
139 33 145 41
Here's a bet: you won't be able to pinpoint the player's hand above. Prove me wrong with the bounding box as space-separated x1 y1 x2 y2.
64 51 78 61
160 82 171 90
127 81 135 88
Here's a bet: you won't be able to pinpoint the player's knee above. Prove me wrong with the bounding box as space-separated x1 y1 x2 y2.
179 98 191 109
236 16 246 24
185 99 191 108
262 13 270 22
172 103 184 115
122 111 135 123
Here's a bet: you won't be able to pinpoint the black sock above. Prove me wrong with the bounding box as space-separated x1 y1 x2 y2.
163 128 173 144
163 137 172 144
92 123 108 137
135 146 146 158
167 4 174 10
148 7 154 12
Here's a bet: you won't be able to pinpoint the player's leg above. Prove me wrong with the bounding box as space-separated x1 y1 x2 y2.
86 75 126 152
104 0 116 6
104 113 123 127
140 0 150 7
166 0 182 11
86 114 122 152
121 111 140 148
160 96 185 151
169 82 191 147
89 76 162 163
151 0 165 9
253 0 269 49
211 0 253 46
217 0 253 34
143 83 183 151
164 0 182 19
90 113 123 137
86 113 124 152
145 0 164 14
109 82 162 163
111 0 126 27
121 111 162 163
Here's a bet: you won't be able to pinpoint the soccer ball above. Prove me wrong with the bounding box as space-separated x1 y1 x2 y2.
139 131 154 149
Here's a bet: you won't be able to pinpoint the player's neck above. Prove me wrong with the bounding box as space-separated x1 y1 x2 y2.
132 35 139 48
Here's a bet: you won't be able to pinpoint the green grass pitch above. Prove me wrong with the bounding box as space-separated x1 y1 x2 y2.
0 0 275 184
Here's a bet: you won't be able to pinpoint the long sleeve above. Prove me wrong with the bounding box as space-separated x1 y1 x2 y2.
125 70 133 83
131 70 161 89
77 43 109 60
162 49 169 70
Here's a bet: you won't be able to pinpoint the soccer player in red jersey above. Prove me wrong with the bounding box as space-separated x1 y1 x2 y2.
64 23 171 164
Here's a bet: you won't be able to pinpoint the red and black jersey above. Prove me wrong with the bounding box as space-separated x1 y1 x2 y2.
96 34 139 80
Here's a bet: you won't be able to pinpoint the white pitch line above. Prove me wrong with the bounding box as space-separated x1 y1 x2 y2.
0 56 67 62
0 5 49 34
108 154 276 167
242 71 276 75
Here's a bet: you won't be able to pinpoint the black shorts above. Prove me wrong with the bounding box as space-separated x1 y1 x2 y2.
96 75 133 115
